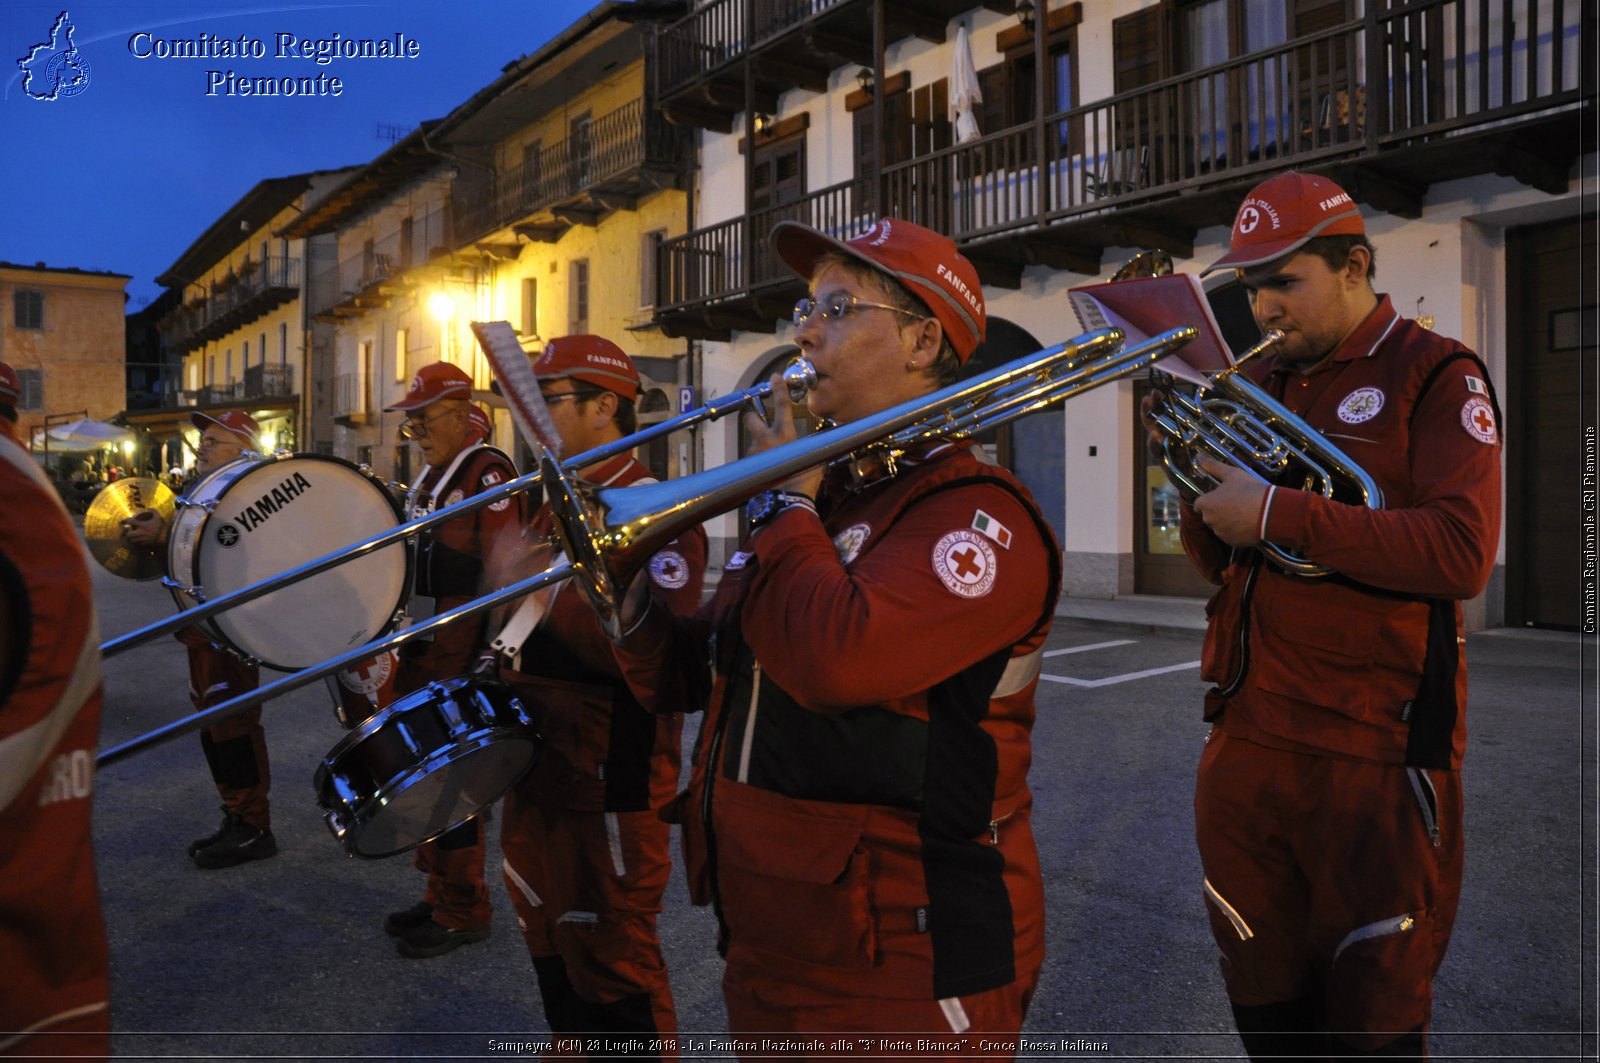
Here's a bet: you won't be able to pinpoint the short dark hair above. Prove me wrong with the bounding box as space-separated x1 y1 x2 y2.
574 387 637 436
1302 234 1377 280
0 403 14 424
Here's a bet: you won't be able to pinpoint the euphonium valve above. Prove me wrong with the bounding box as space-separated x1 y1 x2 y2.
1146 329 1384 578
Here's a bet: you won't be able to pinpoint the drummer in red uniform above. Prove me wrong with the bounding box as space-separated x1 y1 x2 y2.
379 362 524 958
1 359 112 1056
490 336 706 1054
123 409 278 870
613 219 1059 1052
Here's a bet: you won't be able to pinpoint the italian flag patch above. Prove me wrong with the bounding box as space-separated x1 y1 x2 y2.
971 509 1012 549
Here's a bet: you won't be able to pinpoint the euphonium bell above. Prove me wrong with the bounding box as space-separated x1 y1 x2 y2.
1146 329 1385 578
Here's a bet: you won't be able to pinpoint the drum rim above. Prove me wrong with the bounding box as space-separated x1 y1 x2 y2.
325 729 539 859
170 452 413 670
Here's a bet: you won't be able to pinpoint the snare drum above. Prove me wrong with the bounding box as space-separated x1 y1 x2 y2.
314 675 537 858
166 453 410 671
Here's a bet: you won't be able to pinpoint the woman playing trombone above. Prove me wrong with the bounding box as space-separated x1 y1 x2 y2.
614 218 1059 1055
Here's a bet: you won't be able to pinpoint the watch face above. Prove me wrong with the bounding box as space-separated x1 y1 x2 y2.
746 491 776 525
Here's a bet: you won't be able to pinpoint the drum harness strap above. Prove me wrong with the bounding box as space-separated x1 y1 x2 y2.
401 443 487 633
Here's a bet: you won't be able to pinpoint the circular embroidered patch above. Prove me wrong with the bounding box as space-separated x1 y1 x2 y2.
1461 396 1498 444
1337 387 1385 424
482 469 511 511
338 652 394 696
649 549 691 589
444 489 465 507
834 523 871 565
931 529 997 599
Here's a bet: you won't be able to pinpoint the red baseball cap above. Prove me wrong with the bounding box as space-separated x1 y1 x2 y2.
0 362 18 406
531 335 640 401
385 361 473 411
772 217 986 362
1204 171 1366 275
191 409 260 449
464 403 492 442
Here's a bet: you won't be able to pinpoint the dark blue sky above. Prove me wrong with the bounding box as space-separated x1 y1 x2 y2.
2 1 598 309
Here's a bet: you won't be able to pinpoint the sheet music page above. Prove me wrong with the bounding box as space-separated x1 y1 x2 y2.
1067 273 1235 386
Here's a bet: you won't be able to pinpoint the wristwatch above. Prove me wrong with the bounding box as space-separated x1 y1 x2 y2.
745 489 814 530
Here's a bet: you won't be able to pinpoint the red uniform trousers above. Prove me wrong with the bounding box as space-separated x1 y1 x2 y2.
393 610 492 931
1194 726 1464 1053
722 965 1038 1060
500 796 677 1052
182 633 269 830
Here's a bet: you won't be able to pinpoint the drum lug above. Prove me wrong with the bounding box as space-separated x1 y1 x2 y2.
433 682 469 735
165 578 205 604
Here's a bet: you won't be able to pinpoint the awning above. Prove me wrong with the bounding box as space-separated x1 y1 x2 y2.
40 419 136 452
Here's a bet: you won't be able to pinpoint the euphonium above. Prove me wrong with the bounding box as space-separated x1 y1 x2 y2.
1145 329 1384 578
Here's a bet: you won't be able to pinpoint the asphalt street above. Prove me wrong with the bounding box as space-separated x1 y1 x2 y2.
81 547 1595 1062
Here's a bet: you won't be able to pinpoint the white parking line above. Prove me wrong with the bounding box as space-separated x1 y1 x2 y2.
1041 660 1203 688
1044 639 1136 657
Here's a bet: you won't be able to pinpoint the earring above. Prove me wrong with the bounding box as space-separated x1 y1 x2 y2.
905 359 921 371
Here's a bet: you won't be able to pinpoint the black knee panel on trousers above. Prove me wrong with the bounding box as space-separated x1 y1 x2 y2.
199 732 260 789
435 817 479 851
1231 998 1331 1062
1330 1026 1425 1059
531 955 659 1059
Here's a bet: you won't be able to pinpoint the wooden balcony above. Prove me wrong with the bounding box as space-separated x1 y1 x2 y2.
450 98 689 247
657 0 1012 131
309 204 452 319
655 0 1593 340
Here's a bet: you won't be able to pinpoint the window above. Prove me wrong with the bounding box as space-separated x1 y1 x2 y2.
978 14 1079 150
569 259 589 334
279 322 288 364
521 140 544 202
639 231 666 310
569 113 593 187
359 340 373 414
400 217 414 269
395 327 410 382
521 277 539 338
13 289 43 330
16 368 43 411
242 340 250 367
259 331 267 367
225 348 233 382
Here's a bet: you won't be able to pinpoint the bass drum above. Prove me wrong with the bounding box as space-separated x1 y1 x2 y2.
167 453 410 671
314 676 538 858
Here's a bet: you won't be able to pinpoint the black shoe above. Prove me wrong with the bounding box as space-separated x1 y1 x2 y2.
383 901 435 937
186 807 234 857
396 918 490 959
190 812 277 869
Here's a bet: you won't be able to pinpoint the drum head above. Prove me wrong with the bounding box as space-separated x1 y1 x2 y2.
348 736 537 858
192 455 407 670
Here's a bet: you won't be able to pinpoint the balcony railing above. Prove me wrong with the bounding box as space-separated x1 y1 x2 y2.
178 364 295 408
658 0 1587 316
659 0 851 98
332 372 372 423
161 256 301 352
451 97 687 244
308 204 452 316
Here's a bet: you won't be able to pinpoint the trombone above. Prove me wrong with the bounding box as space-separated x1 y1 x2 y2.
97 324 1196 767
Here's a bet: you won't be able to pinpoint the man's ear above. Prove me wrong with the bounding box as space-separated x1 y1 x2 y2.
590 390 619 427
912 316 944 360
1343 244 1372 287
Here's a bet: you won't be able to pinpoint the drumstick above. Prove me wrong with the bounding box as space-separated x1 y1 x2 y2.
471 321 563 461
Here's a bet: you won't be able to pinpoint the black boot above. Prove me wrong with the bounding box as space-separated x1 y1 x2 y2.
190 811 277 869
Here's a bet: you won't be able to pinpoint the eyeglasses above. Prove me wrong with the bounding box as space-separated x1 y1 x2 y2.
540 389 601 406
793 290 926 328
197 435 242 451
399 407 461 440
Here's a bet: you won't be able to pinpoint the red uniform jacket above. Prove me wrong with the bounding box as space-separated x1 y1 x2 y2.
0 441 110 1049
398 443 522 688
501 454 707 813
617 442 1060 1001
1182 294 1503 768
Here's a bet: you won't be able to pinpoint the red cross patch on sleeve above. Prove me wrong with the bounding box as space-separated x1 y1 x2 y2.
1461 396 1498 444
931 529 998 598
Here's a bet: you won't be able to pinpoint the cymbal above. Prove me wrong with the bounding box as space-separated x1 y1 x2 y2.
84 477 177 581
